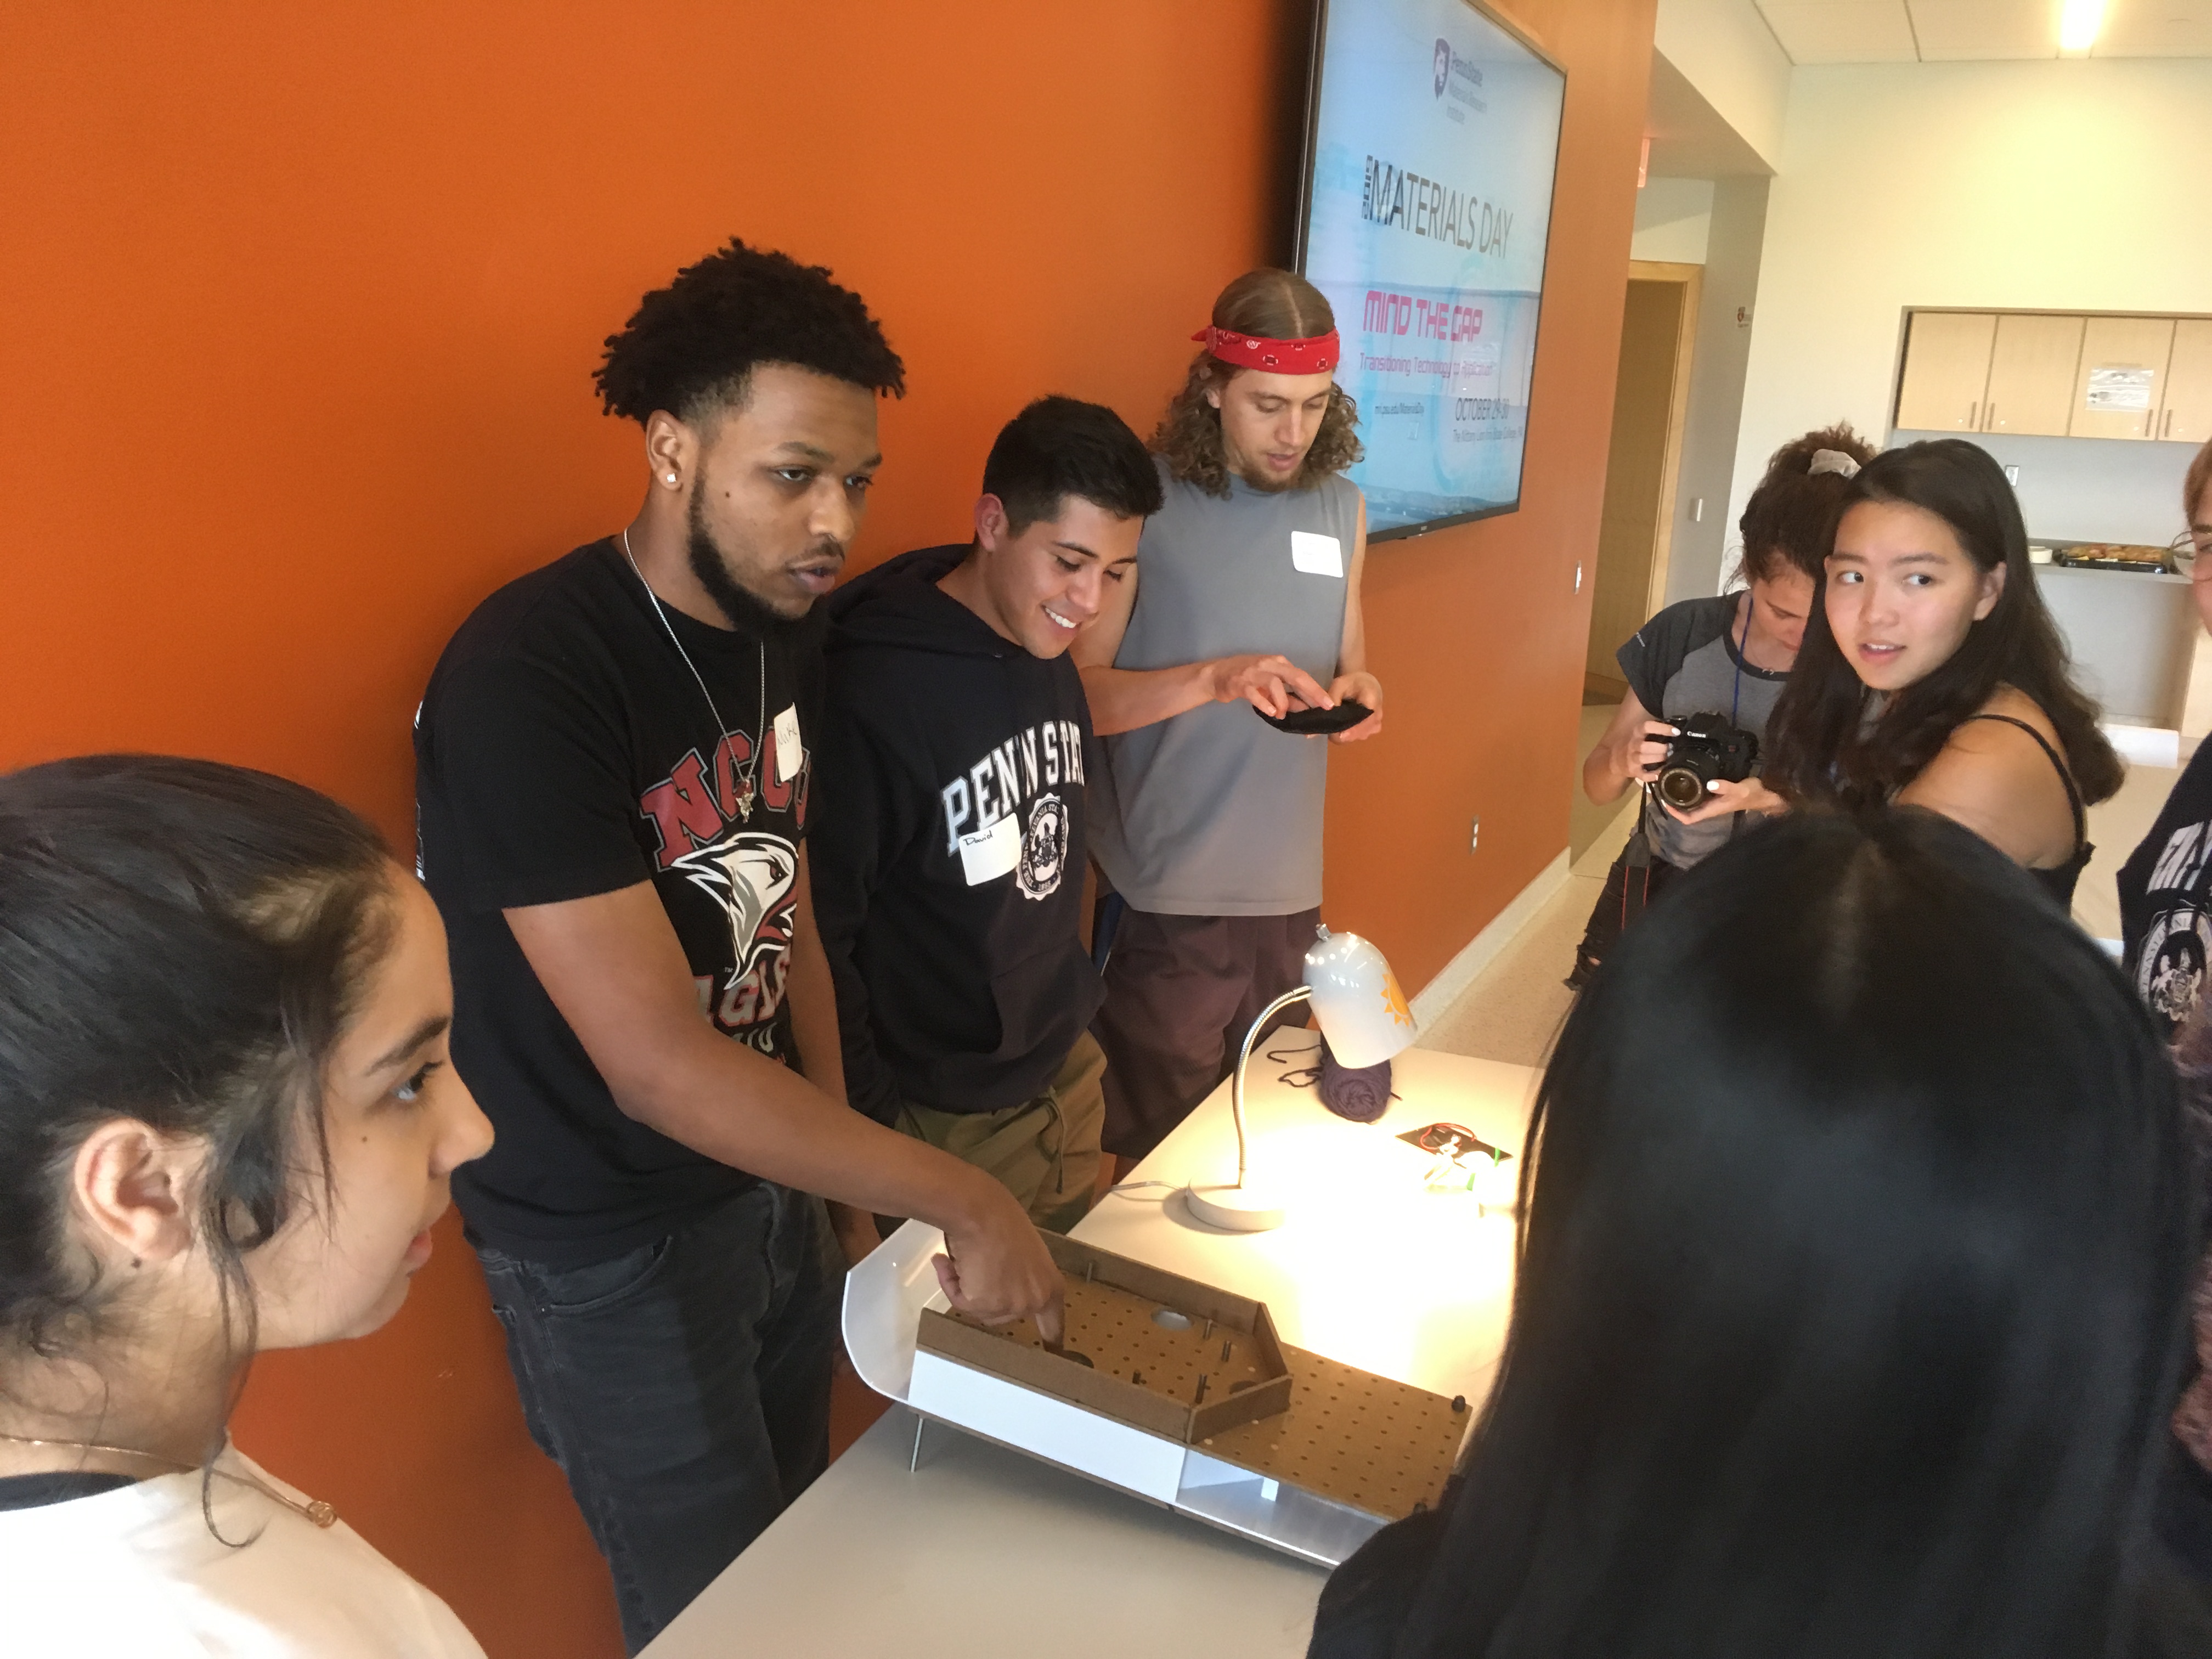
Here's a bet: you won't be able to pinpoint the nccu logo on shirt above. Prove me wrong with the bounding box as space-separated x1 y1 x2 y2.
1433 38 1451 98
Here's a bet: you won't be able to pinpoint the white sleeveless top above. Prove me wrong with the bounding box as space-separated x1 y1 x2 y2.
0 1447 485 1657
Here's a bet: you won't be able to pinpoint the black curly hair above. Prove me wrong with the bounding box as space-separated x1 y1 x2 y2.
594 239 906 426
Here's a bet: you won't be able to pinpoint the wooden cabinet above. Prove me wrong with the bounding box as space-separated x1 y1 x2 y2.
1982 313 2083 437
1895 312 1994 431
2070 316 2174 441
1896 309 2212 443
2163 319 2212 445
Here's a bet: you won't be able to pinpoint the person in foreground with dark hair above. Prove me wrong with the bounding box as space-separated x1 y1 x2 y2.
1076 268 1384 1167
1764 437 2122 906
811 397 1163 1237
413 239 1061 1650
1570 422 1874 986
0 755 492 1657
1311 808 2208 1659
2119 435 2212 1039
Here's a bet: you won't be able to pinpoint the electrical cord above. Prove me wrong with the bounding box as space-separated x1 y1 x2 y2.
1103 1179 1177 1198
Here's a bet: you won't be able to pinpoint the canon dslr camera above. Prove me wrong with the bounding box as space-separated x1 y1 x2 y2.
1654 713 1759 811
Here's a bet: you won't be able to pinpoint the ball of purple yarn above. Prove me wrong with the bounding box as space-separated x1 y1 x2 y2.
1319 1037 1392 1123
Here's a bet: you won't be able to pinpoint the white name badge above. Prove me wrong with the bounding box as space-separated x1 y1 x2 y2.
956 814 1021 886
773 704 803 782
1290 531 1344 578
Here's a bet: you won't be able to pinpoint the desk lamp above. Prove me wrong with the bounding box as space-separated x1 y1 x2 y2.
1184 925 1418 1233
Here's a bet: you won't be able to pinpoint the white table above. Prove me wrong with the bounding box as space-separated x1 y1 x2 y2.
642 1031 1538 1658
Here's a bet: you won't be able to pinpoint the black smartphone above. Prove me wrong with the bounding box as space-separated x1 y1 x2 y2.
1257 699 1372 735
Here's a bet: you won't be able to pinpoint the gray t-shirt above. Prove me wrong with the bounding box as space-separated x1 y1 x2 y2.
1090 460 1359 915
1617 594 1787 870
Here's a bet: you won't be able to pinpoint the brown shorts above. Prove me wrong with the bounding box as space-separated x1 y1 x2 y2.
1092 906 1320 1163
895 1031 1106 1234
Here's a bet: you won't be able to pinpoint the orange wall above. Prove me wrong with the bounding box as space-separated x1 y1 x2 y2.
1324 1 1655 989
0 2 1647 1654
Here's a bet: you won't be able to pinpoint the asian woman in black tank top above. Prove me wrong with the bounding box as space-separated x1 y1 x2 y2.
1764 439 2121 907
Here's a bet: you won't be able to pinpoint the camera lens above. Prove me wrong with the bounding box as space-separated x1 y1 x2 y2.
1656 766 1706 811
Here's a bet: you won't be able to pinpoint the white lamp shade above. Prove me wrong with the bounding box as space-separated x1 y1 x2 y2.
1302 927 1418 1069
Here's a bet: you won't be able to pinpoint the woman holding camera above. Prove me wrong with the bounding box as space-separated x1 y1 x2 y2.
1764 438 2122 906
1571 424 1875 986
1312 809 2208 1659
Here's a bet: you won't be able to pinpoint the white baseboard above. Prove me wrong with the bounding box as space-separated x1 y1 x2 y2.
1408 849 1572 1031
2103 724 2181 769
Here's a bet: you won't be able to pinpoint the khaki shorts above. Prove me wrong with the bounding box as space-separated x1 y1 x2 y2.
895 1031 1105 1234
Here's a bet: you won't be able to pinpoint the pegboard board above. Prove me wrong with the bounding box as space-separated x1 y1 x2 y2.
937 1273 1286 1425
1200 1345 1464 1519
921 1232 1291 1442
918 1233 1466 1522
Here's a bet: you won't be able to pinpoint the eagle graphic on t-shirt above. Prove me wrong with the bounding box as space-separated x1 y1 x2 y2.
670 828 798 1047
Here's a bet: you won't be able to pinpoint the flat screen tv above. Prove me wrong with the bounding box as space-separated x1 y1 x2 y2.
1296 0 1566 539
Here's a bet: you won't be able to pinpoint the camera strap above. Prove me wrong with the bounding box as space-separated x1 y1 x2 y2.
1725 597 1753 843
1730 592 1749 726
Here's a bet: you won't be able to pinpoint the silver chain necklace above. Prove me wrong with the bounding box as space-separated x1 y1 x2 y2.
620 527 765 822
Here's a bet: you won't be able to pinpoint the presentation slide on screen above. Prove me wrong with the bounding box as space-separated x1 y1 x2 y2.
1302 0 1564 534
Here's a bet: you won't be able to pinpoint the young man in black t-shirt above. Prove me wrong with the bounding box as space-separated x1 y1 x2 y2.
414 242 1060 1652
810 397 1161 1235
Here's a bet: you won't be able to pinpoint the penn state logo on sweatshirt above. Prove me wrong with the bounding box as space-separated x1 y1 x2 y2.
940 719 1085 900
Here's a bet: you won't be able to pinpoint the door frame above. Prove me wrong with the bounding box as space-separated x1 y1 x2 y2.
1625 259 1702 619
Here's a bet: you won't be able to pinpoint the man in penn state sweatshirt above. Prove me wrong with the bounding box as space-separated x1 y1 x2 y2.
811 397 1164 1238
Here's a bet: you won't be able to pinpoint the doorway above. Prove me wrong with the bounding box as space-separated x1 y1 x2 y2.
1573 260 1701 865
1584 261 1701 704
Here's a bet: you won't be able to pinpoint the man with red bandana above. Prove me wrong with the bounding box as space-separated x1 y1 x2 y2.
1074 268 1385 1166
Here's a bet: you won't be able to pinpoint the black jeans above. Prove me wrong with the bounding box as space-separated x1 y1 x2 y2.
474 1184 840 1654
1567 835 1683 990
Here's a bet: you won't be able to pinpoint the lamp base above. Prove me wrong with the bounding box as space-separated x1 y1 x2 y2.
1183 1181 1288 1233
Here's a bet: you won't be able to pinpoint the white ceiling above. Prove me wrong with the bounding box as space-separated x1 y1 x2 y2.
1756 0 2212 63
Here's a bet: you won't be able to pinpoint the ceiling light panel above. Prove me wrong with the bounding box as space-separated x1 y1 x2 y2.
1757 1 1922 61
1907 0 2064 58
2094 0 2212 54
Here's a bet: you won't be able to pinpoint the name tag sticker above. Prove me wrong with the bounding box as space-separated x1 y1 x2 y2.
956 814 1021 887
1290 531 1344 578
773 704 803 782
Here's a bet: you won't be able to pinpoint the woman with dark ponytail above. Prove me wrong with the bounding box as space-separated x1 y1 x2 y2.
1764 438 2121 906
0 755 492 1656
1311 809 2207 1659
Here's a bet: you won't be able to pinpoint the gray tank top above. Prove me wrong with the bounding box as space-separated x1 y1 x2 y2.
1089 459 1359 915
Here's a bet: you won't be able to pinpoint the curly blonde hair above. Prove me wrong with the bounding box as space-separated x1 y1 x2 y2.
1152 269 1364 498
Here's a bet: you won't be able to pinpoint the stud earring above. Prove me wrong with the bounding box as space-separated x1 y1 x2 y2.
665 472 679 486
